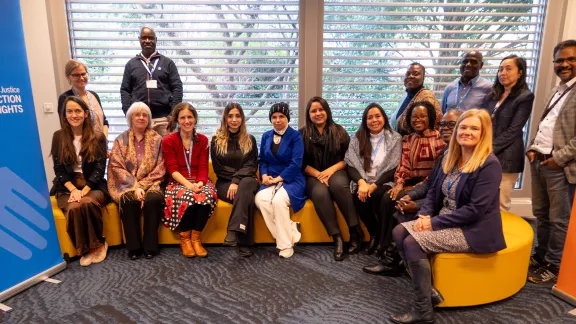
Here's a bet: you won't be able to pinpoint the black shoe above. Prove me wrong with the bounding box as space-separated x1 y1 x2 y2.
348 226 364 254
431 287 444 307
374 244 387 259
144 250 157 259
223 230 238 247
363 257 403 277
237 245 253 258
128 250 142 260
529 255 545 271
527 263 559 284
361 236 378 255
333 234 345 261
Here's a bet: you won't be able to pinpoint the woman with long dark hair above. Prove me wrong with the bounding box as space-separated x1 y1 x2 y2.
50 96 109 266
345 103 402 255
162 102 218 258
211 103 259 257
300 97 363 261
484 55 534 211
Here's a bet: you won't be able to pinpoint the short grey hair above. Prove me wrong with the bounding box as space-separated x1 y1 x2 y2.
126 102 152 129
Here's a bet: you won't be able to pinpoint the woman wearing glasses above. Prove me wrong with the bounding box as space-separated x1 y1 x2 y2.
483 55 534 211
58 60 108 138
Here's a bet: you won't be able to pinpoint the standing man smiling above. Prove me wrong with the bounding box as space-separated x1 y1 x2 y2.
441 50 492 113
120 27 183 136
527 40 576 284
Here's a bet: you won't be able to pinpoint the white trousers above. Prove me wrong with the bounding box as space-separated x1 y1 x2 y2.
255 186 297 250
500 173 519 211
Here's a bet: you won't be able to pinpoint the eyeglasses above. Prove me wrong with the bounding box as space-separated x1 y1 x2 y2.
553 57 576 65
439 121 457 128
70 72 88 79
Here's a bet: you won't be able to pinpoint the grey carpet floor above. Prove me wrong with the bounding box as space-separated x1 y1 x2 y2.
1 245 576 324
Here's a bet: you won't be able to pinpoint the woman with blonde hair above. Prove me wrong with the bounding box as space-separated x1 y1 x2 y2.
58 59 108 138
211 103 259 257
390 109 505 324
107 102 166 260
162 102 218 258
50 96 109 266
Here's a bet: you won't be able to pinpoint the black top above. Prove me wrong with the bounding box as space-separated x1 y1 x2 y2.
300 125 350 172
210 132 258 184
49 129 109 197
57 89 109 127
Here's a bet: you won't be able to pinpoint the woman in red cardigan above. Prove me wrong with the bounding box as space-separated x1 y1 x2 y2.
161 102 218 258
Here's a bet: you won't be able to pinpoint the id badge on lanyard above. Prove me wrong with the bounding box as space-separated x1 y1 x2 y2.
141 58 159 88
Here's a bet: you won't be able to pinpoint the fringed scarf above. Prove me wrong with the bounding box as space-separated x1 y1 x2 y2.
107 128 166 203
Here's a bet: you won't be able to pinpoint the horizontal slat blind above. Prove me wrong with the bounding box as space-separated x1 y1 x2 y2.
66 0 300 144
322 0 547 134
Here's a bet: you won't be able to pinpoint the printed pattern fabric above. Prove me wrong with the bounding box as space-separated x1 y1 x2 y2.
394 129 445 186
162 180 218 231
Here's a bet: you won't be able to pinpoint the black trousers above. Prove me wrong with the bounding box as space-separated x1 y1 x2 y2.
120 191 163 253
378 189 409 248
352 184 391 238
178 204 212 232
306 170 359 236
216 177 259 246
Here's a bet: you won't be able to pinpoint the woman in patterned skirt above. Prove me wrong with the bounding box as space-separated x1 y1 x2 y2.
108 102 165 260
162 102 218 258
390 109 506 324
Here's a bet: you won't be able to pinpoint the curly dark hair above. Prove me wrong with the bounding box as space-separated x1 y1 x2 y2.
405 101 436 133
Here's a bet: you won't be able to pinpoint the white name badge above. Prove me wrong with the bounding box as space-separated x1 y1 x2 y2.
146 80 158 89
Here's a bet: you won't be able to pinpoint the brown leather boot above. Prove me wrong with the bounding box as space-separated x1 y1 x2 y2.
179 231 196 257
191 230 208 257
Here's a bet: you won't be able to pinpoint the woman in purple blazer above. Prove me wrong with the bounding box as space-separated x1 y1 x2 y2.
390 109 506 324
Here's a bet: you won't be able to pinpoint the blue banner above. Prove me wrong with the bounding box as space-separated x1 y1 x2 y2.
0 1 65 298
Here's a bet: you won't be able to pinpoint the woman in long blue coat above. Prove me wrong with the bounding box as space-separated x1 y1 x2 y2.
255 103 306 258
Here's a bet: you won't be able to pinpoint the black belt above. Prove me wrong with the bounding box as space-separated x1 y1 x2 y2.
533 151 552 161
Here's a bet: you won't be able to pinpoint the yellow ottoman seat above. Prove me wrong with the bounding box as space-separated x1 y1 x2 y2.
431 211 533 307
51 196 124 259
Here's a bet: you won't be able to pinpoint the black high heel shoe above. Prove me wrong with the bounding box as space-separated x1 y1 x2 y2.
333 234 345 261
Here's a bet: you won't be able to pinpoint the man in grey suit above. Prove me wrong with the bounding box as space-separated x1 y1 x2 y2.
527 39 576 284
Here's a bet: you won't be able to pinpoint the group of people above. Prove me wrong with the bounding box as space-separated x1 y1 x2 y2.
49 26 576 324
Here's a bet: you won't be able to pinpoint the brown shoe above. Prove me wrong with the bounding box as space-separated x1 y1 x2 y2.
191 230 208 257
179 231 196 257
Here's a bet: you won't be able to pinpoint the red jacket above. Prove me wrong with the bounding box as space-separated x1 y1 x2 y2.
162 131 209 184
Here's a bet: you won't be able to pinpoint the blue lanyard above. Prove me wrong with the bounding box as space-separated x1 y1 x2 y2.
180 133 193 178
140 56 159 78
454 78 478 109
446 165 463 192
71 88 95 123
371 135 385 163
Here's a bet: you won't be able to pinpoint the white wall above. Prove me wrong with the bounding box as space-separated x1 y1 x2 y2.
20 0 60 188
564 1 576 40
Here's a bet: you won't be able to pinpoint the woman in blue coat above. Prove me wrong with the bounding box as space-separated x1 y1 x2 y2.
255 103 306 258
390 109 506 324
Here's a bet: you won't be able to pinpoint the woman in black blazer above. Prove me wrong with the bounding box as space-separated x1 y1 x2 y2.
389 109 506 324
484 55 534 211
57 60 109 138
51 96 109 267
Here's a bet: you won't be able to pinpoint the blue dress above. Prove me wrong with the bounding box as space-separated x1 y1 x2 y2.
258 127 306 212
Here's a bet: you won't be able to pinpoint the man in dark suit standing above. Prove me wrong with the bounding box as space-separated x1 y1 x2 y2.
526 39 576 284
120 27 183 136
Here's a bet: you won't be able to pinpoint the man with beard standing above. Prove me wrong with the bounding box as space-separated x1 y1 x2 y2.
527 39 576 284
441 51 492 113
121 27 183 136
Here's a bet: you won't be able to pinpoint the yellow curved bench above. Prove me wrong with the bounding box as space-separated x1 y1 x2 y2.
432 211 533 307
53 162 369 258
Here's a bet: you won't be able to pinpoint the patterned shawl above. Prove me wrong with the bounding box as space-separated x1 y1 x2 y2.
345 129 402 191
108 128 166 203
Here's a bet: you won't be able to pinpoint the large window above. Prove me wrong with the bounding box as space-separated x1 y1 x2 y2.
322 1 547 133
66 0 300 143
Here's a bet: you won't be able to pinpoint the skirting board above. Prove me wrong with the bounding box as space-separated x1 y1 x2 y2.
0 262 67 303
552 285 576 307
509 198 535 220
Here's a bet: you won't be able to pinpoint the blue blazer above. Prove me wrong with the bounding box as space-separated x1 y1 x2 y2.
419 154 506 253
259 127 306 212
